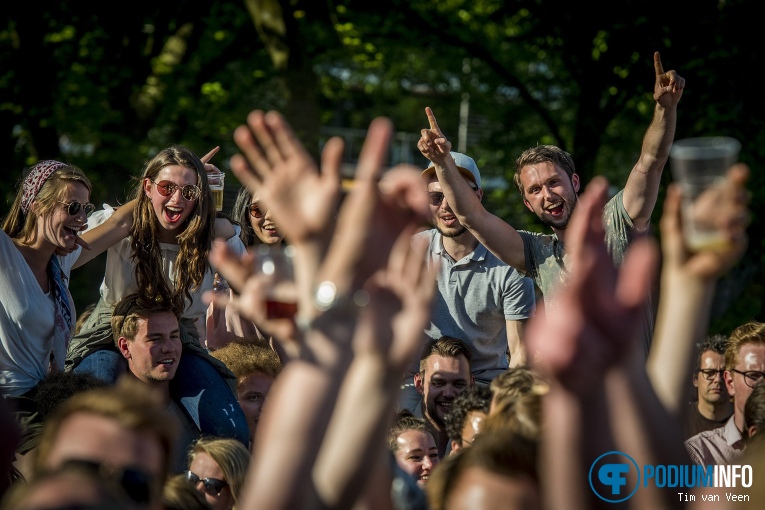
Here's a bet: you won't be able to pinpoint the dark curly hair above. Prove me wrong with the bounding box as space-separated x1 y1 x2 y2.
443 384 491 444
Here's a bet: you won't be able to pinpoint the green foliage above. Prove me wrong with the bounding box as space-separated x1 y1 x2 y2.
2 0 763 332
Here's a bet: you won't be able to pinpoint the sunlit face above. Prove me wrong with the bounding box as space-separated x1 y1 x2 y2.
189 451 234 510
236 371 275 443
249 199 284 245
425 178 481 239
460 410 487 448
725 344 765 423
415 354 472 428
446 466 541 510
118 311 182 387
36 181 90 252
519 162 579 231
44 412 164 507
143 165 199 240
393 429 440 487
694 351 730 407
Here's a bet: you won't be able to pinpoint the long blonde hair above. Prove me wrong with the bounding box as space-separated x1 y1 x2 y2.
129 145 215 313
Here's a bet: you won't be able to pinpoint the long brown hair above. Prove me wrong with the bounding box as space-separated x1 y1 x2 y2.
129 145 215 312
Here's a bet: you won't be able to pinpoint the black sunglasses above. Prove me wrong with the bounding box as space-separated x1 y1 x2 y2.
60 459 155 505
426 188 477 206
151 180 202 201
248 203 265 219
58 200 95 216
186 470 228 496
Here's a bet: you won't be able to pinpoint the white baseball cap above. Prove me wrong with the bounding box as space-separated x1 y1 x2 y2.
421 151 481 188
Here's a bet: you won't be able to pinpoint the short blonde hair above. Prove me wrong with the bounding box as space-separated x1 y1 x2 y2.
187 437 250 509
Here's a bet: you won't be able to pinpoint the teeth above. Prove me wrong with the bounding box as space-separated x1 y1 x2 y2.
166 206 182 212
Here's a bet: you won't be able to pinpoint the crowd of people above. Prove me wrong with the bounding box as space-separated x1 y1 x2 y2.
1 50 763 509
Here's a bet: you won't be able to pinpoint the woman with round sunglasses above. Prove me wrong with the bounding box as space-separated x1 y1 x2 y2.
186 436 250 510
1 161 91 399
203 186 286 351
230 186 285 247
0 160 135 401
65 145 250 447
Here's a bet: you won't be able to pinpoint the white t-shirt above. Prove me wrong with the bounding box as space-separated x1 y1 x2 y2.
0 231 80 396
85 205 246 346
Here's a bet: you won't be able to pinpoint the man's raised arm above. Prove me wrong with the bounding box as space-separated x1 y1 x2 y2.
623 51 685 229
418 106 528 273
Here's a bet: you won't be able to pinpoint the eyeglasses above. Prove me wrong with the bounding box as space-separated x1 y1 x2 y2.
58 201 95 216
186 470 228 496
697 369 726 381
60 459 155 505
731 369 765 388
151 180 201 201
248 203 265 219
426 188 478 206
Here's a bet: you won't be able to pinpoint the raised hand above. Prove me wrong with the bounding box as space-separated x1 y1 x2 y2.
316 117 430 295
527 177 659 393
653 51 685 108
354 228 435 373
205 240 301 357
417 106 452 165
231 110 342 249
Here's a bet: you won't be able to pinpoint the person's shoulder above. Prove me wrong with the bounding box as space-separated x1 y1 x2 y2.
517 230 553 241
84 206 114 232
411 228 437 246
602 188 627 214
685 424 725 447
412 228 435 240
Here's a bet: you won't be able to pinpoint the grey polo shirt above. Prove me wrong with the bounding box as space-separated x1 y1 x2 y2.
411 229 536 382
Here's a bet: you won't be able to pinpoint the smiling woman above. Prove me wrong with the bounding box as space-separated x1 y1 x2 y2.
186 436 250 510
64 145 251 449
0 161 92 399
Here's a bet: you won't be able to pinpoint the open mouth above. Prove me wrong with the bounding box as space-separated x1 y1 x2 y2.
157 358 175 367
439 214 458 226
164 206 183 223
546 202 564 217
64 226 81 237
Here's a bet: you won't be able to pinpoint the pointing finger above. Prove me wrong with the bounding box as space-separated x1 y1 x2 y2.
201 146 220 164
653 51 665 77
425 106 442 135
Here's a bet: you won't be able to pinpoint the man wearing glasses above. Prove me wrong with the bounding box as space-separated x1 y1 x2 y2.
684 334 733 440
686 321 765 465
399 153 535 416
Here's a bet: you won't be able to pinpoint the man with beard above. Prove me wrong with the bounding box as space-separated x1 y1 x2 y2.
418 52 685 356
400 153 535 415
412 337 474 457
685 334 733 439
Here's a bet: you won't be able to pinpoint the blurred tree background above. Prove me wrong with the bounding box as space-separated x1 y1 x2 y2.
2 0 763 334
